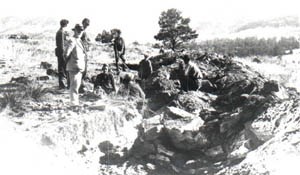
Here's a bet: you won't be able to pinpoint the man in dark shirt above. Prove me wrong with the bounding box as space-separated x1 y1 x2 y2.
55 19 69 89
79 18 91 93
81 18 91 52
112 29 126 74
94 64 116 94
138 54 153 80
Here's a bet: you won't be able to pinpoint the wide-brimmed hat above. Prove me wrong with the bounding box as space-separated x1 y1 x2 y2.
72 24 84 32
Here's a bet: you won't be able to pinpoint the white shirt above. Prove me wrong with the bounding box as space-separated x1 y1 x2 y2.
66 37 86 72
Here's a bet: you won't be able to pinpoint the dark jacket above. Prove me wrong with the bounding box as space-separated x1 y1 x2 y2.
138 59 153 79
94 73 116 93
113 37 125 56
55 28 65 54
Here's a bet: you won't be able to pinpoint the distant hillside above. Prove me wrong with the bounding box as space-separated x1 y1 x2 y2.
0 17 58 40
195 16 300 41
235 16 300 32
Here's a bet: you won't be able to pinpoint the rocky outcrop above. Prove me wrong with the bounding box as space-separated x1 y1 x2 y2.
218 89 300 175
121 52 280 174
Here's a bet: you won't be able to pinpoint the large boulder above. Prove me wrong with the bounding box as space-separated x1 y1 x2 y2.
144 65 179 111
171 91 217 114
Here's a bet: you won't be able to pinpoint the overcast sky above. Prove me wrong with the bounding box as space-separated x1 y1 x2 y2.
1 0 300 42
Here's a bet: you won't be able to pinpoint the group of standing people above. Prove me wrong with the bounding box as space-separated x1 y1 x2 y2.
55 18 138 106
55 18 91 105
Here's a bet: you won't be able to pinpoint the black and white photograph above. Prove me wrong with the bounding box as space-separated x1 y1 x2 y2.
0 0 299 174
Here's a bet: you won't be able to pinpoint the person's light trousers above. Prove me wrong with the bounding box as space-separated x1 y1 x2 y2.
68 71 82 105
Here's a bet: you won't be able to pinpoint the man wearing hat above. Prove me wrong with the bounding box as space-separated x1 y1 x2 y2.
55 19 69 89
93 64 116 95
112 29 126 74
64 24 87 106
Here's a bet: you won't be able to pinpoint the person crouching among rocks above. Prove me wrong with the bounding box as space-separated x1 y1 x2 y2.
64 24 87 106
118 74 145 100
178 55 216 92
93 64 116 95
180 54 203 91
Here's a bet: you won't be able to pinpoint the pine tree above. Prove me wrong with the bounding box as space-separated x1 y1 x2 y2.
154 8 198 52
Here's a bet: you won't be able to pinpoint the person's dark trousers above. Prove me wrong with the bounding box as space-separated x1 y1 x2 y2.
79 58 88 93
57 54 67 89
115 54 126 72
82 58 88 79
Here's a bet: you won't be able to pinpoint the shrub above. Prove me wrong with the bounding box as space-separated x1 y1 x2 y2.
0 83 50 111
24 83 50 101
0 92 23 109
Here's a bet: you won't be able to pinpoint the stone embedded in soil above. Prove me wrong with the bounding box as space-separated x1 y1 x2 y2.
36 76 50 81
156 143 175 157
41 134 55 146
149 154 171 165
77 144 88 155
40 61 52 69
205 145 225 157
98 141 117 154
99 153 122 165
165 106 196 119
143 125 163 141
166 129 197 151
46 69 58 77
147 91 177 111
130 141 156 158
163 117 205 132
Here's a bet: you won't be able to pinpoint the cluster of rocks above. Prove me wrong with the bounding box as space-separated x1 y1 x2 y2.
8 33 29 40
98 52 280 174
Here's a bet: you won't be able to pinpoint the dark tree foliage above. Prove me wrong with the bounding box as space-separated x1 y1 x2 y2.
197 37 299 57
154 8 198 52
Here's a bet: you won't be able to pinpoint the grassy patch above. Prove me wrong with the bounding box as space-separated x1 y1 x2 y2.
0 82 50 111
23 83 51 101
0 91 23 109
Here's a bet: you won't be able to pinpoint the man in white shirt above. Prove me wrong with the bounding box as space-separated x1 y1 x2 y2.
65 24 87 106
